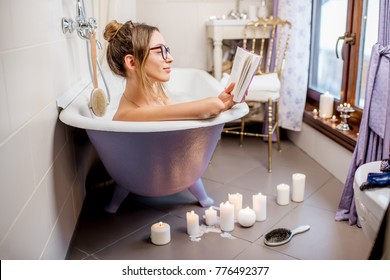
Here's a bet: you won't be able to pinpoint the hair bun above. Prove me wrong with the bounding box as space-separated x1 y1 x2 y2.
103 20 123 42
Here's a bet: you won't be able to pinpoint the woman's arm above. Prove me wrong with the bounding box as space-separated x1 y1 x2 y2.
114 83 235 122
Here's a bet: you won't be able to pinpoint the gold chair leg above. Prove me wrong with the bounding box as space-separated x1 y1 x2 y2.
240 117 245 146
275 100 281 152
267 98 273 173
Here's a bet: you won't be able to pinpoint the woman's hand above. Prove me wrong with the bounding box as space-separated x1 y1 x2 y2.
218 82 235 111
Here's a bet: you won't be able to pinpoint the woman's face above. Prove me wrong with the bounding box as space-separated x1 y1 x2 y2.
144 30 173 83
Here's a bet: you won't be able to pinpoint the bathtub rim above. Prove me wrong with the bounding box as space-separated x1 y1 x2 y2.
58 67 249 133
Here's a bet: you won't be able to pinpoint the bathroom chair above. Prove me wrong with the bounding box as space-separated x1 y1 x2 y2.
222 16 292 173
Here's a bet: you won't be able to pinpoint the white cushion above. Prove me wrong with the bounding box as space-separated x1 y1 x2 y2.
246 73 280 102
246 89 280 102
249 73 280 92
221 72 280 102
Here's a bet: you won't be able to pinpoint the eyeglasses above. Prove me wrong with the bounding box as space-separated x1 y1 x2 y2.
149 45 171 61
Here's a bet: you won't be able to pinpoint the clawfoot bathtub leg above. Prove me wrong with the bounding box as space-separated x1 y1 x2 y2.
188 178 214 207
104 184 129 214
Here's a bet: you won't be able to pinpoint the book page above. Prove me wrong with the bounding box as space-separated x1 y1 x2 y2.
225 47 262 103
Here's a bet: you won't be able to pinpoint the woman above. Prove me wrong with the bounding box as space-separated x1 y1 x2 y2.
103 20 235 121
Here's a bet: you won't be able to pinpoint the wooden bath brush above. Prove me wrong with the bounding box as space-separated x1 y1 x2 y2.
89 32 108 117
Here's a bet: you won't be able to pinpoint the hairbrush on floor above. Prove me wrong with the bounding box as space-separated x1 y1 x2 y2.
264 225 310 246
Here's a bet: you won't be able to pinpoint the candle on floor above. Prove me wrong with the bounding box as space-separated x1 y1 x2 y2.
150 222 171 245
292 173 306 202
220 201 234 232
205 206 218 226
276 183 290 205
186 211 200 236
252 193 267 221
319 91 334 118
228 193 242 220
237 207 256 227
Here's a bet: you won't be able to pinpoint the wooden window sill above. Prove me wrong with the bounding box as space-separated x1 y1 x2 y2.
303 104 358 152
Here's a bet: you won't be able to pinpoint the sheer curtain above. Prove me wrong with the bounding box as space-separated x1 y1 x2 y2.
275 0 312 131
261 0 311 138
336 0 390 225
90 0 136 64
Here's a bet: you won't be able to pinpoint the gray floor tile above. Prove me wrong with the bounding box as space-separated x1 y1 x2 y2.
67 134 373 260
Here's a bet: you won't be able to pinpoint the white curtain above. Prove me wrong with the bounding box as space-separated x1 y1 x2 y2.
277 0 312 131
89 0 136 64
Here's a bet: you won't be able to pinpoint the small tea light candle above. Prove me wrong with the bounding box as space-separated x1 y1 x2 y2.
252 193 267 221
220 201 234 232
237 207 256 227
228 193 242 220
276 183 290 205
150 222 171 245
186 211 199 236
292 173 306 202
331 115 337 123
205 206 218 226
312 108 318 117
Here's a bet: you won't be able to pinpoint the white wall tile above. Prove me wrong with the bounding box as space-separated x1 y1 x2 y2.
0 129 35 244
46 141 77 225
27 103 67 186
41 192 76 260
0 0 90 259
0 1 14 51
3 45 56 131
9 0 64 49
0 56 11 142
0 183 51 260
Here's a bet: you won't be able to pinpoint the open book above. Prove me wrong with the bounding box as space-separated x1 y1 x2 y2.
225 47 262 103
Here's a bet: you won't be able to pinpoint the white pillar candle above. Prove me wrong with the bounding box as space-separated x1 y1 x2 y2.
292 173 306 202
150 222 171 245
186 210 200 236
276 183 290 205
319 91 334 118
228 193 242 220
205 206 218 226
237 207 256 227
220 201 234 232
252 193 267 221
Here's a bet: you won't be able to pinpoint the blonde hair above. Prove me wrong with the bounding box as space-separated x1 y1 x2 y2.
103 20 167 103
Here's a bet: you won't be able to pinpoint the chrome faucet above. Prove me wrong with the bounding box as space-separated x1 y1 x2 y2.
61 0 110 102
62 0 97 40
228 0 247 19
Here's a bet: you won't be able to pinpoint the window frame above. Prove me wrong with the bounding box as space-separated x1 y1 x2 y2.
304 0 368 151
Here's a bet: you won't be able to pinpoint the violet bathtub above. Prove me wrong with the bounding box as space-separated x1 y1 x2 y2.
58 67 248 213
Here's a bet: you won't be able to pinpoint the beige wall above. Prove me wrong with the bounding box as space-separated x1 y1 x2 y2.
136 0 272 69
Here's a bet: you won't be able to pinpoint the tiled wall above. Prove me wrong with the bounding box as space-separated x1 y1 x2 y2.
0 0 133 259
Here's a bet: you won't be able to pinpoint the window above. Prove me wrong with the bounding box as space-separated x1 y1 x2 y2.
305 0 380 150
